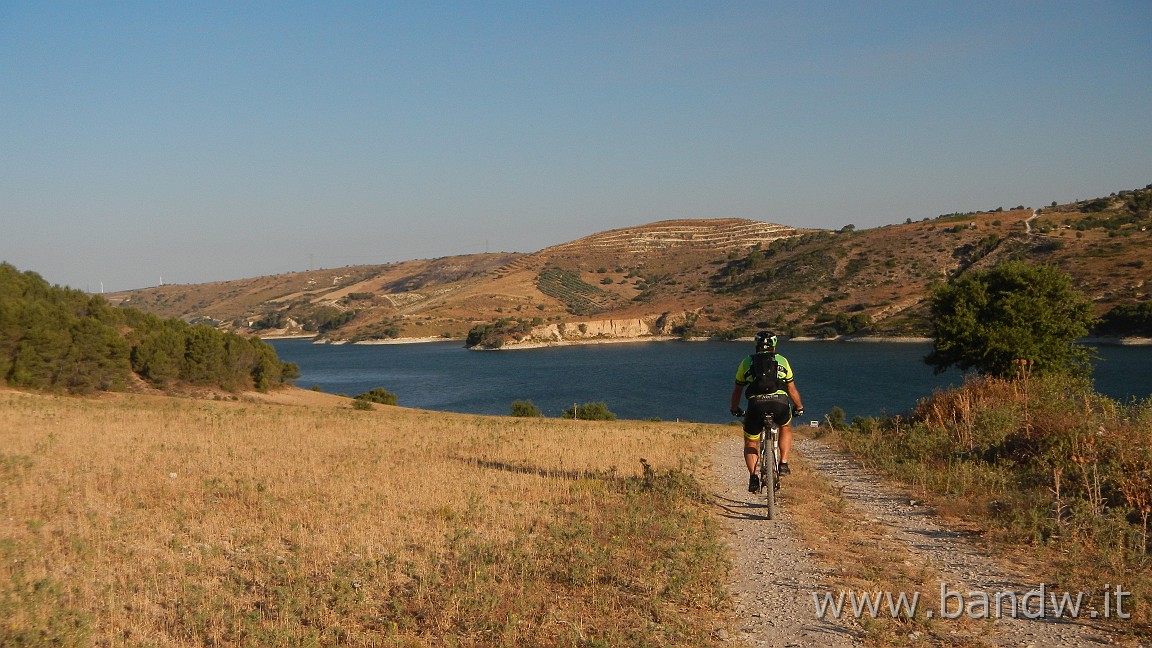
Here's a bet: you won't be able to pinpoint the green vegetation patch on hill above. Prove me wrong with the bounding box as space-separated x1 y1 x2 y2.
252 302 361 338
1097 302 1152 337
712 231 839 295
465 317 535 349
1033 186 1152 236
536 266 614 316
0 263 297 394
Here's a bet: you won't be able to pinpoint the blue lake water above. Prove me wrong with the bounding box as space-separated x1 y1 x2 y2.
267 339 1152 424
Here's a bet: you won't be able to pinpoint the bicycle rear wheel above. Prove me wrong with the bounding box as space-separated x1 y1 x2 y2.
761 431 778 520
765 453 778 520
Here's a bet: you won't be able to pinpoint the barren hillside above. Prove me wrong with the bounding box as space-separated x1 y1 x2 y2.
109 186 1152 345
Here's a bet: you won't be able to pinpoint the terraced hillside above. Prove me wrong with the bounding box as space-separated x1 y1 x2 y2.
534 267 619 316
547 219 797 255
108 186 1152 344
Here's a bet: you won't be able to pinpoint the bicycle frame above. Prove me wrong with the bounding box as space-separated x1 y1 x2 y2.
757 415 780 520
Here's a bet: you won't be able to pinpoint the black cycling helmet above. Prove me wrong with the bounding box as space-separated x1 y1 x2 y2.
754 330 777 353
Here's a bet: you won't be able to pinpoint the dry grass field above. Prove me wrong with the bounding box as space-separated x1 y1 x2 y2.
0 388 731 646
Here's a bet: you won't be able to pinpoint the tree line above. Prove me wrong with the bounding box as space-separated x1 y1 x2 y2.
0 263 298 394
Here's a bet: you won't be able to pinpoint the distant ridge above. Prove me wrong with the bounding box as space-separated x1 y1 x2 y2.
106 186 1152 345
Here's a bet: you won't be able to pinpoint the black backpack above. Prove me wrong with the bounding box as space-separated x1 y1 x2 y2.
745 353 784 397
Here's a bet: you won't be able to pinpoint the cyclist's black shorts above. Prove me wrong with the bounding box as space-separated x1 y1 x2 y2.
743 394 792 441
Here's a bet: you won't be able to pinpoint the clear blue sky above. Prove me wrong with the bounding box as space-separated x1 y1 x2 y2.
2 1 1149 292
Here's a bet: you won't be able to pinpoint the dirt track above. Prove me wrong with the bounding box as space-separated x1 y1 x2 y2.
710 438 1135 647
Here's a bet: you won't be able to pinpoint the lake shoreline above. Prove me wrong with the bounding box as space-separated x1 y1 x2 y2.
260 333 1152 348
265 336 1151 421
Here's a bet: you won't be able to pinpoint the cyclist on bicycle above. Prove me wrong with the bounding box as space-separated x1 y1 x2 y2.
729 331 805 492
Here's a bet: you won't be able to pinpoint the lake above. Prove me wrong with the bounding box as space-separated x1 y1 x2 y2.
267 338 1152 424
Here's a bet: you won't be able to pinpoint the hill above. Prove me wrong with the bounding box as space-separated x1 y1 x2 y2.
107 186 1152 346
0 262 298 394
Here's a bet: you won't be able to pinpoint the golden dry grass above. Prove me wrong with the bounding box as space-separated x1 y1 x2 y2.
0 389 731 646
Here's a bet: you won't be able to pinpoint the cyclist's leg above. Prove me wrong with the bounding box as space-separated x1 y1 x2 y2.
766 397 794 466
744 437 759 473
742 405 761 474
743 405 765 492
779 422 793 464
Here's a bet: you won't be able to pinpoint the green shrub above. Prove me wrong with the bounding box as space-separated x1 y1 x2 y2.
353 387 397 406
825 406 846 429
562 401 616 421
510 400 542 417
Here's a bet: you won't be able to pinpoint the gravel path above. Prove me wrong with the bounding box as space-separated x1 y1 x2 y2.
710 440 861 647
710 437 1136 647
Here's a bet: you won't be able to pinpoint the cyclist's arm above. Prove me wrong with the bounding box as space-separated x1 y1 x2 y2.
729 383 744 414
786 379 803 412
